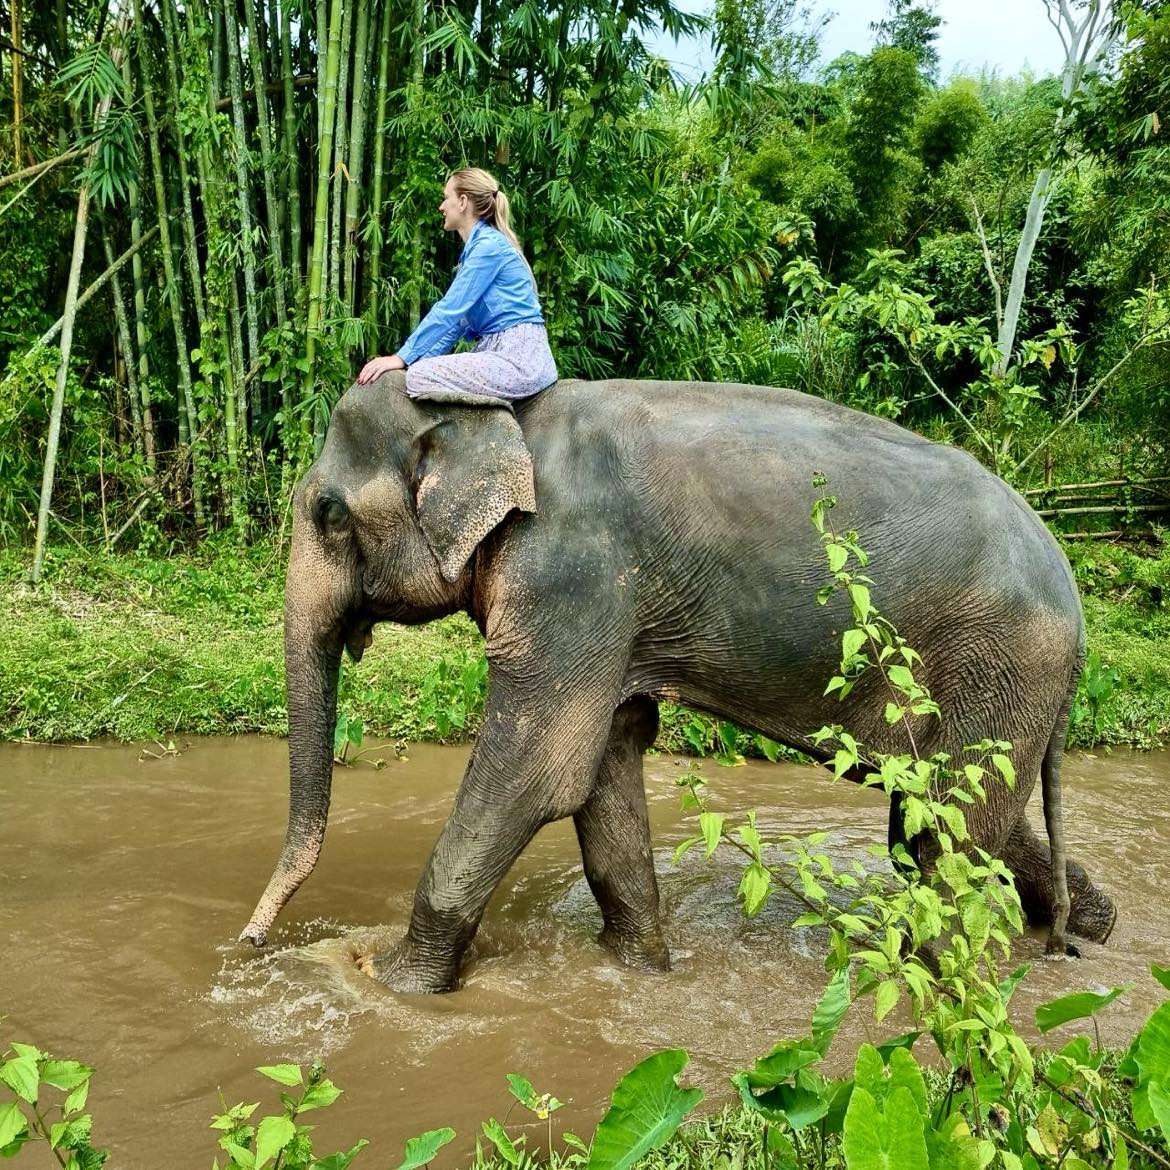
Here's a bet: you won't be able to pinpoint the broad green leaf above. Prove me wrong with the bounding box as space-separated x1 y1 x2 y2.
1152 965 1170 991
48 1115 91 1150
299 1077 342 1112
313 1139 370 1170
1113 1134 1129 1170
960 898 991 954
827 544 849 573
847 583 872 621
506 1074 536 1108
855 1046 927 1118
1148 1078 1170 1145
875 980 899 1023
225 1141 257 1168
255 1064 302 1087
397 1126 456 1170
0 1056 38 1104
998 964 1032 1005
1035 986 1128 1033
255 1114 296 1166
1034 1103 1067 1157
842 628 866 659
587 1050 703 1170
875 1034 920 1062
925 1111 993 1170
699 812 724 859
40 1062 92 1093
731 1072 832 1131
737 1041 822 1089
842 1085 929 1170
738 862 771 917
811 966 851 1057
991 754 1015 787
482 1118 521 1165
0 1102 28 1149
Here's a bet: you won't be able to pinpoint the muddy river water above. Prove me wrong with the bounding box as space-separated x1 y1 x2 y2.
1 738 1168 1167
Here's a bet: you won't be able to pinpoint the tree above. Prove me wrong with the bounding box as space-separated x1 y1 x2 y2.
871 0 942 83
992 0 1121 378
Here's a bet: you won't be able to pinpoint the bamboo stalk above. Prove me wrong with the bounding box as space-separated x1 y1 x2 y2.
102 229 144 459
120 48 156 471
408 0 425 332
1035 504 1170 518
279 0 302 288
133 0 205 526
366 0 393 339
30 5 129 585
328 0 354 304
0 148 84 190
316 0 327 136
11 0 23 166
244 0 288 331
342 0 372 317
1023 477 1170 495
159 0 208 333
303 0 345 410
221 0 262 378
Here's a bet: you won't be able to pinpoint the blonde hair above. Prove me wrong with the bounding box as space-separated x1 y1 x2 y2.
449 167 537 289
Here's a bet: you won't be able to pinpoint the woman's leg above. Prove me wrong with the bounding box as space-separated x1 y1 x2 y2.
405 324 557 401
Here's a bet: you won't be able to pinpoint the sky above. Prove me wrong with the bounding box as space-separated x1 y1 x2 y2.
646 0 1069 83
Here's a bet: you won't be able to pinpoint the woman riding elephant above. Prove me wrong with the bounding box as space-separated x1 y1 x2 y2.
357 167 557 403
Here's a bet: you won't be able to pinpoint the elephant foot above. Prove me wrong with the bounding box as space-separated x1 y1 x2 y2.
1067 885 1117 945
355 939 460 994
597 924 671 973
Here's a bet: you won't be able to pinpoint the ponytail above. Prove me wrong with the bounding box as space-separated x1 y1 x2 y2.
449 167 538 290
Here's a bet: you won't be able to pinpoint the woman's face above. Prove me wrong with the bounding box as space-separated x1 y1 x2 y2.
439 180 473 232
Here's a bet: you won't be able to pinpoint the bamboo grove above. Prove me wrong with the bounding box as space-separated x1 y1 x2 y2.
1 0 734 559
1 0 1168 565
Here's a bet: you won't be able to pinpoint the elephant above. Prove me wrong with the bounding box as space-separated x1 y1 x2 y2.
240 374 1117 992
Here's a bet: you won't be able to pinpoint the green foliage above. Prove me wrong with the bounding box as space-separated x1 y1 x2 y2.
0 1040 104 1165
667 491 1170 1170
587 1051 704 1170
677 487 1030 1104
785 247 1170 479
210 1063 365 1169
396 1127 456 1170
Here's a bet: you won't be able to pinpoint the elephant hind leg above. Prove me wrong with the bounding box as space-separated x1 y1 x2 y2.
1002 817 1117 946
573 695 670 972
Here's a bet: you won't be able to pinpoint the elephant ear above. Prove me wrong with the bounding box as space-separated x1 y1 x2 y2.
411 402 537 582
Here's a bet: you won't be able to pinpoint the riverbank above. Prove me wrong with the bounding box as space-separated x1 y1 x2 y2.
3 535 1168 749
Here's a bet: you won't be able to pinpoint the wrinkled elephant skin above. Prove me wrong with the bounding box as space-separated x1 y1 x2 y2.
242 376 1115 991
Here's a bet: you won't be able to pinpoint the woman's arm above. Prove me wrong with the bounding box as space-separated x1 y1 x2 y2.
401 242 508 362
357 240 507 385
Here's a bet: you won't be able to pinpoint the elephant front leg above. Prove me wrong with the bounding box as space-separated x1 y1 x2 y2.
574 696 670 972
367 678 626 993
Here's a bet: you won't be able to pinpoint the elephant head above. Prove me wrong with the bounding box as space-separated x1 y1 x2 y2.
239 374 536 946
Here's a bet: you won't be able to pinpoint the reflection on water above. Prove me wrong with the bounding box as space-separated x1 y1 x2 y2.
0 738 1166 1169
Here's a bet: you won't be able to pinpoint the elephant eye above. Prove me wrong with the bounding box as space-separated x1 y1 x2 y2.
314 493 350 532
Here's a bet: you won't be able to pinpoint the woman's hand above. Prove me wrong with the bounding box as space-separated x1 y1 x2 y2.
357 353 406 384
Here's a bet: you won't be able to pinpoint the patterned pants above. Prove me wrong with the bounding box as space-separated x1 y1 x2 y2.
404 322 558 402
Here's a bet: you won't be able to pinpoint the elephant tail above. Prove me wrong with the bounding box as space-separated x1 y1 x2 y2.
1040 641 1083 957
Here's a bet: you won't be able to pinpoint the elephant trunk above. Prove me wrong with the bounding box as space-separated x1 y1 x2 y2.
240 551 345 946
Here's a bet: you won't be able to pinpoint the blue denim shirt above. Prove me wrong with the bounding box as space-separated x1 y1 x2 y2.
397 221 544 365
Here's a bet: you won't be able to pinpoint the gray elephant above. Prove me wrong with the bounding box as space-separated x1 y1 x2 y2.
240 375 1116 992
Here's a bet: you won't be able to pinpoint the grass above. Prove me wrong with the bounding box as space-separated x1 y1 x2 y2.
2 533 1167 749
